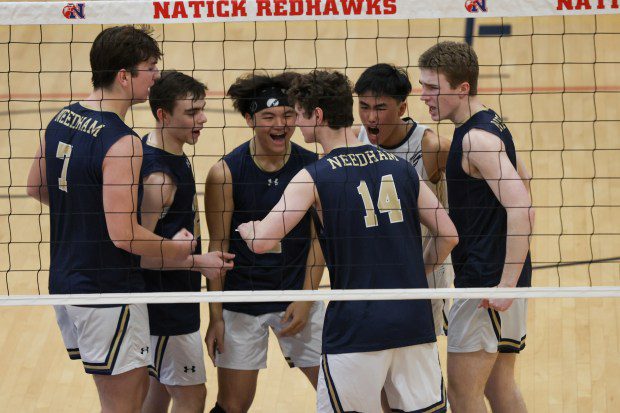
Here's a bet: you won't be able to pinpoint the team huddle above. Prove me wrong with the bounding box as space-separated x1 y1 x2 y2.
27 26 534 413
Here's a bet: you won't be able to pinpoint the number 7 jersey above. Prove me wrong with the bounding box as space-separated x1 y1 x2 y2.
305 144 435 355
45 102 143 295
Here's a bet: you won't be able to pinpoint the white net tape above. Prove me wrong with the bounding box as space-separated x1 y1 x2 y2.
1 287 619 307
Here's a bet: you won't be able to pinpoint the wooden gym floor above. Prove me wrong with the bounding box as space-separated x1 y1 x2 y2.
0 15 619 412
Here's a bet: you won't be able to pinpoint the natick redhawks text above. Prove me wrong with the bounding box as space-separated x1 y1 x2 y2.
557 0 618 9
152 0 397 19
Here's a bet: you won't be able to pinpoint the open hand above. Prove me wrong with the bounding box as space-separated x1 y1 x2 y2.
205 318 225 366
279 301 313 337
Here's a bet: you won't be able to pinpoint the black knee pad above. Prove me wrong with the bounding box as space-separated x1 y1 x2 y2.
210 402 226 413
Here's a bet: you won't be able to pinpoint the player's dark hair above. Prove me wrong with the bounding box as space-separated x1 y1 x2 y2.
354 63 412 102
227 72 299 117
149 71 207 120
90 25 162 89
418 41 479 96
288 70 354 130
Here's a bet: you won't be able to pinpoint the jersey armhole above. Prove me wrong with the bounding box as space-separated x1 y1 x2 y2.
309 207 324 237
221 158 236 185
97 132 140 177
142 164 178 186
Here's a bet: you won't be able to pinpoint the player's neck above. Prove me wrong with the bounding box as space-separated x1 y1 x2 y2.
150 128 184 155
452 97 485 126
318 127 362 154
250 137 291 173
82 88 132 120
380 118 412 148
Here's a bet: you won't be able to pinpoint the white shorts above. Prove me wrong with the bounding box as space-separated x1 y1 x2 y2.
447 298 528 354
215 301 324 370
148 331 206 386
427 263 454 336
317 343 446 413
54 304 150 375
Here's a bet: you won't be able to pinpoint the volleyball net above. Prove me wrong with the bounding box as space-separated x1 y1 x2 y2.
0 2 619 411
0 0 619 306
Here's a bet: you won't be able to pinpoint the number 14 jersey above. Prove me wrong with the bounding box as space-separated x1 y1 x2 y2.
305 144 435 355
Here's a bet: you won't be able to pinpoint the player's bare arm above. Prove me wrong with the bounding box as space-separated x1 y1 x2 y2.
280 221 325 337
102 134 196 260
204 159 235 363
516 154 533 196
421 129 451 184
464 129 535 308
140 171 177 266
140 170 234 278
238 168 316 254
26 138 49 205
416 174 459 276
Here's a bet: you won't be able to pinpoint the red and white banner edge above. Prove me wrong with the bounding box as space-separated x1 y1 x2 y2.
0 0 618 26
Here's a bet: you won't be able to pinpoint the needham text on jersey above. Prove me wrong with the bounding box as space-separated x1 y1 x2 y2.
326 149 399 170
53 109 105 138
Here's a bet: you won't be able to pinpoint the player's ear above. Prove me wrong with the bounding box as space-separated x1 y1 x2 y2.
315 107 323 126
117 68 129 87
398 100 408 117
156 107 166 124
459 81 470 97
244 113 255 128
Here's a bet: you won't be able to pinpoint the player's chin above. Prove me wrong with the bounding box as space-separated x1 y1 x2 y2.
131 95 148 104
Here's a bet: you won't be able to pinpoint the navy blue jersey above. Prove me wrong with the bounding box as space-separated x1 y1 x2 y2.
140 135 202 336
45 103 143 294
306 145 436 355
446 109 532 288
223 141 318 316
